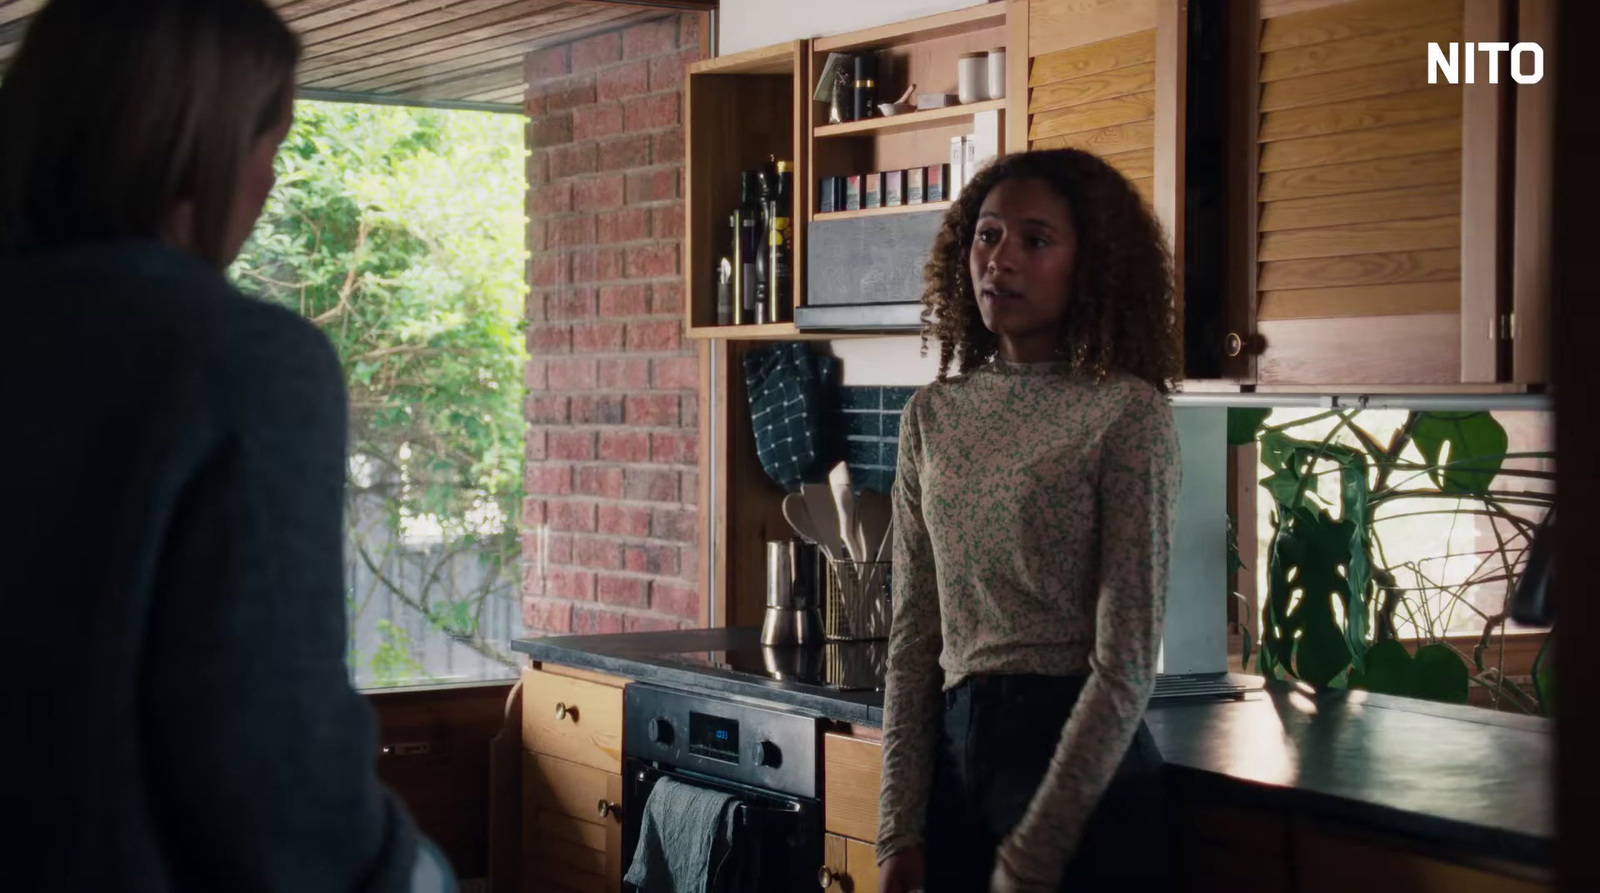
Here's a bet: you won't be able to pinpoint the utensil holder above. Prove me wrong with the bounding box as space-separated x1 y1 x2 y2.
824 559 891 641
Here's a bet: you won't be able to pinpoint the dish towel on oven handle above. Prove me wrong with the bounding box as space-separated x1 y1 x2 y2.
743 342 839 492
623 776 749 893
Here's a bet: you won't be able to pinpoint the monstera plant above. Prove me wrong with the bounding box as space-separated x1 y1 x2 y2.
1229 408 1554 713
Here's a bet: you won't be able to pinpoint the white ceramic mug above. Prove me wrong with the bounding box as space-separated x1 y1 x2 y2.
987 47 1007 100
957 52 987 104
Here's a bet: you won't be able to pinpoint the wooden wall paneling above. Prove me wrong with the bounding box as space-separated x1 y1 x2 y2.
1030 119 1154 154
1512 0 1554 385
1257 247 1459 291
1101 147 1155 180
1256 314 1461 384
1131 176 1155 206
1257 216 1460 261
1225 0 1261 382
1257 0 1459 51
1029 0 1158 57
1257 150 1461 201
1029 61 1156 115
1258 116 1461 172
1459 0 1512 383
1258 20 1463 82
1258 281 1460 320
1007 0 1031 151
1258 88 1459 142
1029 91 1155 140
1260 58 1433 111
1257 183 1459 231
1154 0 1184 300
1029 29 1156 86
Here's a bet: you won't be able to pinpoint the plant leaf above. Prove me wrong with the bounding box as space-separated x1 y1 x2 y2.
1411 643 1470 704
1352 639 1414 696
1410 412 1509 495
1228 408 1272 446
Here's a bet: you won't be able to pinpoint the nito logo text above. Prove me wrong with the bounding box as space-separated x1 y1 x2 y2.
1428 41 1544 84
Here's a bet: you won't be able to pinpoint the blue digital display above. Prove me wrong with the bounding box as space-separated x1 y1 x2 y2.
689 711 739 761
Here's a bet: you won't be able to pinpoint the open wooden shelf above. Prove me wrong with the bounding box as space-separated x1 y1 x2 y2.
815 201 952 221
685 322 797 341
815 99 1005 137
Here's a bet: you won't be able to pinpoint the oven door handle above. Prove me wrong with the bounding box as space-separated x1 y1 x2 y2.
633 768 806 820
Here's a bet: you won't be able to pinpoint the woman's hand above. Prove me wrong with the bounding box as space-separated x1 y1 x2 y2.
878 845 926 893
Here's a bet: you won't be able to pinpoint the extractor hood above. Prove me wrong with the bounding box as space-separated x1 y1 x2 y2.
794 301 923 331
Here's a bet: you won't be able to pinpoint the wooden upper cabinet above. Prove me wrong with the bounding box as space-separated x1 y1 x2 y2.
1246 0 1543 388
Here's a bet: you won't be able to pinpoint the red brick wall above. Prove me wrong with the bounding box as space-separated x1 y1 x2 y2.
520 15 705 637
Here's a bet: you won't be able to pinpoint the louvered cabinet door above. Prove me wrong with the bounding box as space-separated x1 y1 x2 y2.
1251 0 1515 387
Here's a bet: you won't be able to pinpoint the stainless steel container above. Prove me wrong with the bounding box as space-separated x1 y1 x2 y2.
760 540 824 646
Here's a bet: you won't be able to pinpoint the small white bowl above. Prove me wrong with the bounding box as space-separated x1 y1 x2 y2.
877 102 914 117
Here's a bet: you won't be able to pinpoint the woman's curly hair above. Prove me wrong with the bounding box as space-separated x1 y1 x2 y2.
920 148 1181 392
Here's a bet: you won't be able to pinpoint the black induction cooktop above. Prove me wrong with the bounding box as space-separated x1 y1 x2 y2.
644 640 890 693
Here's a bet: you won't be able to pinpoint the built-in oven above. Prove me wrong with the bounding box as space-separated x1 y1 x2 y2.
621 682 824 892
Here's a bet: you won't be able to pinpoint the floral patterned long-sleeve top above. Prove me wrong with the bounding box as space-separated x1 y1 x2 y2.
876 359 1182 890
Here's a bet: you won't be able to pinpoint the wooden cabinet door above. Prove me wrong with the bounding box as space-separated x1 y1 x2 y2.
823 733 883 843
522 752 624 893
1249 0 1516 387
822 834 881 893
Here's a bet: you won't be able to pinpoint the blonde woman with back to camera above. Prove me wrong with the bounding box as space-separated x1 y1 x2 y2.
0 0 451 889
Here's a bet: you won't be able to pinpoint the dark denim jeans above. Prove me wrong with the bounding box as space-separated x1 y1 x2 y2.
922 674 1172 892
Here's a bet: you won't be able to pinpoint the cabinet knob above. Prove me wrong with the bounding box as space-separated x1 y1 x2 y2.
1224 332 1263 358
597 799 619 820
817 865 834 889
555 702 577 722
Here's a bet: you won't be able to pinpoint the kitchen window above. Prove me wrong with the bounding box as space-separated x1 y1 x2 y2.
1243 407 1554 713
231 100 529 689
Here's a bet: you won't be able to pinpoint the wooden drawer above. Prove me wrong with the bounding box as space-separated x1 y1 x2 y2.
823 834 881 893
823 733 882 842
522 752 623 893
521 667 625 772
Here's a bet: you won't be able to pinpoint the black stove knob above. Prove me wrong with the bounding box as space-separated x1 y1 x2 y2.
647 717 673 746
753 739 781 768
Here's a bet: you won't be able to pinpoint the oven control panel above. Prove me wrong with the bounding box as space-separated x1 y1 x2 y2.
622 682 821 800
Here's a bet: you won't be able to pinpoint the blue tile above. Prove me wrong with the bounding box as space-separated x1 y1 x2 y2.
863 469 892 495
841 387 882 411
845 410 882 438
881 411 901 439
847 439 883 469
882 387 916 410
882 443 899 470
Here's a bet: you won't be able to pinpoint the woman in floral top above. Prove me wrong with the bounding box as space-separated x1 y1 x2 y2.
877 149 1183 893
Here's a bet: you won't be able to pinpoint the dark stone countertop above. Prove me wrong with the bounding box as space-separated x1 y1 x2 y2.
512 627 1552 866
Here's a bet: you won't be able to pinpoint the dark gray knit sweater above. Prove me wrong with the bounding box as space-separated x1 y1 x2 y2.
0 242 421 892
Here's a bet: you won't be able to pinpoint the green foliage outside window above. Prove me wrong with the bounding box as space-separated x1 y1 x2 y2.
233 101 529 685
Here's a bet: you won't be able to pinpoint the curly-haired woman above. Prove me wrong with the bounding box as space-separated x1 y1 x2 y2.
876 149 1183 893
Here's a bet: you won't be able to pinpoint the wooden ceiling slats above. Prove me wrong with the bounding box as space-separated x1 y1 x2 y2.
0 0 697 108
333 7 638 93
298 0 562 62
297 2 596 82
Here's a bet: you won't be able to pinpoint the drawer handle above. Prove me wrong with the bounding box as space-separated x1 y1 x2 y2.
555 701 578 722
817 866 833 889
597 798 619 820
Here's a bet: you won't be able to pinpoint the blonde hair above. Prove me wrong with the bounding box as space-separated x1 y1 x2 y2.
0 0 300 267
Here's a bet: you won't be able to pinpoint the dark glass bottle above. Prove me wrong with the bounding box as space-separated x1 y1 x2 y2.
735 170 761 325
853 54 878 121
753 158 778 324
767 161 792 322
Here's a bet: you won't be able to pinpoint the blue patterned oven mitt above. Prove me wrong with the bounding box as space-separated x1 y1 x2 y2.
743 342 838 491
